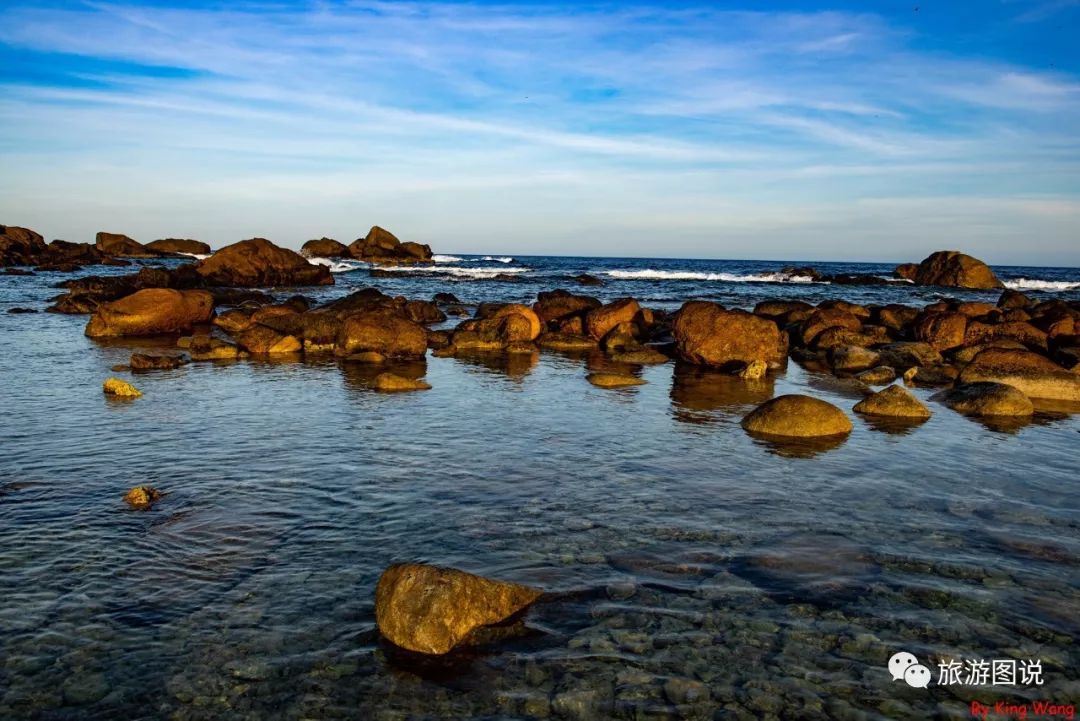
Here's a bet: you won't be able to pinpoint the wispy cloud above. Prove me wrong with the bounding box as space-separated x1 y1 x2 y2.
0 1 1077 263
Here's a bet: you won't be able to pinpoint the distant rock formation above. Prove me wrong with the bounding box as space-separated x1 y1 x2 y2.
348 226 433 264
897 251 1003 289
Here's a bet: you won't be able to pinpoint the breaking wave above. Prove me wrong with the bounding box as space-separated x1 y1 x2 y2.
604 269 820 283
433 255 463 263
375 266 529 280
306 257 368 273
1003 278 1080 291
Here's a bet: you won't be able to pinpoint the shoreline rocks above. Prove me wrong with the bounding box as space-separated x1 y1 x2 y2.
673 301 787 369
194 238 333 287
86 289 214 337
741 395 853 438
349 226 433 265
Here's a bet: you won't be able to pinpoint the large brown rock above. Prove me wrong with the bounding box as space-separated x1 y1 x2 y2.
233 325 302 355
195 238 333 287
797 308 862 347
0 225 48 265
933 382 1034 417
913 311 968 351
673 301 787 368
301 237 350 258
585 298 641 341
533 290 602 327
336 308 427 359
909 251 1003 289
853 384 931 418
146 238 211 255
741 395 853 438
374 563 541 655
95 231 163 258
85 289 214 337
958 348 1080 401
348 226 432 264
964 320 1048 351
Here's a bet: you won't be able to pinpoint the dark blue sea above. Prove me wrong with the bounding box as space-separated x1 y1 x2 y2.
1 252 1078 720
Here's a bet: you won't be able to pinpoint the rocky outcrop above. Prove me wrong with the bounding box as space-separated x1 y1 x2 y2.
146 238 211 255
193 238 333 287
233 325 302 355
301 237 350 258
85 289 214 337
853 384 931 418
336 308 427 360
534 290 602 328
585 298 641 342
741 395 852 438
348 226 432 265
374 563 542 655
902 251 1003 290
0 225 48 265
913 311 967 351
449 304 541 352
673 301 787 368
95 231 166 258
933 382 1034 417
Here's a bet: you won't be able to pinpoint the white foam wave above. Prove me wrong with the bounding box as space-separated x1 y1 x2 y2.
604 269 819 283
307 257 368 273
1004 278 1080 291
178 252 210 260
482 256 514 263
433 254 463 263
377 266 529 279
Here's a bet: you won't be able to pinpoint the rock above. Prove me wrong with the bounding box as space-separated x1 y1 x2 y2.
348 226 432 264
855 366 897 385
741 395 852 438
894 263 919 281
95 231 163 258
876 304 918 332
913 311 968 351
336 308 427 359
450 306 540 351
213 308 255 334
782 265 826 282
85 289 214 337
572 273 604 286
45 239 107 265
664 678 710 706
403 299 447 325
0 225 47 265
753 299 814 322
998 289 1032 309
951 340 1028 364
611 348 670 365
103 378 142 398
491 304 541 340
964 320 1048 351
234 325 302 355
933 382 1034 417
373 372 431 392
853 385 931 418
7 307 37 314
827 345 880 373
146 238 211 255
374 563 541 655
185 336 246 361
797 308 862 347
585 298 641 341
130 353 187 370
123 485 162 508
433 292 462 305
958 348 1080 401
533 290 602 327
875 342 943 368
537 332 597 351
737 359 768 380
301 237 350 258
908 250 1003 289
903 364 959 387
194 238 333 287
600 321 640 352
812 326 889 351
672 301 787 368
587 372 646 388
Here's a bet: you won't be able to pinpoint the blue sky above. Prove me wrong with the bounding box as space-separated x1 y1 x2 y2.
0 1 1078 264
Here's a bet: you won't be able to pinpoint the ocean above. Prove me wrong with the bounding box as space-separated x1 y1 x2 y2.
1 253 1078 720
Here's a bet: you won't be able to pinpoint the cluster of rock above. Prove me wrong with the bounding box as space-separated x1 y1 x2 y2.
301 226 433 265
894 250 1003 289
0 226 208 272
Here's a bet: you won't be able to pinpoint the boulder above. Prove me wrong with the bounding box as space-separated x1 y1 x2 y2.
403 299 447 325
450 306 540 351
491 304 541 341
585 298 641 341
184 336 247 361
195 238 333 287
964 320 1048 351
672 301 787 368
123 485 162 509
301 237 350 258
373 373 431 392
875 342 943 369
933 382 1034 417
998 289 1032 310
737 359 768 380
951 340 1028 364
827 345 880 373
336 309 427 359
855 366 897 385
908 251 1003 289
573 273 605 286
913 311 967 351
146 238 211 255
894 263 919 281
349 226 433 264
95 231 162 258
533 290 601 327
233 325 302 355
587 372 646 388
853 385 931 418
610 348 670 365
85 289 214 337
741 395 853 438
958 348 1080 401
537 332 597 351
374 563 541 655
0 225 47 265
797 308 862 347
876 304 918 333
130 353 187 370
103 378 142 398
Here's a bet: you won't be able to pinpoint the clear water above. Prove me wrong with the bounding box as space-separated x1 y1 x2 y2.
1 255 1078 720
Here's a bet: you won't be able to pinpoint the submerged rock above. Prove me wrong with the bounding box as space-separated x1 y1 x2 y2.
373 372 431 392
611 347 670 365
737 359 768 380
374 563 541 655
85 289 214 337
741 395 852 438
123 485 162 509
587 372 646 388
853 384 931 418
103 377 142 398
933 382 1034 417
130 353 188 370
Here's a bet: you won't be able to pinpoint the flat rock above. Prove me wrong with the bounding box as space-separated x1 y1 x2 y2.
933 382 1034 417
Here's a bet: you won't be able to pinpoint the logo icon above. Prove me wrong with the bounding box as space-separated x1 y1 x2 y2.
889 651 931 688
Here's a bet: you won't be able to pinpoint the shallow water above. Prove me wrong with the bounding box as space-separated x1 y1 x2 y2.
1 257 1078 720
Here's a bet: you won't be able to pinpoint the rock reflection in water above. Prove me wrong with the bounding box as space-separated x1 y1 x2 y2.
744 431 850 458
449 349 538 380
340 359 428 392
669 363 774 425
